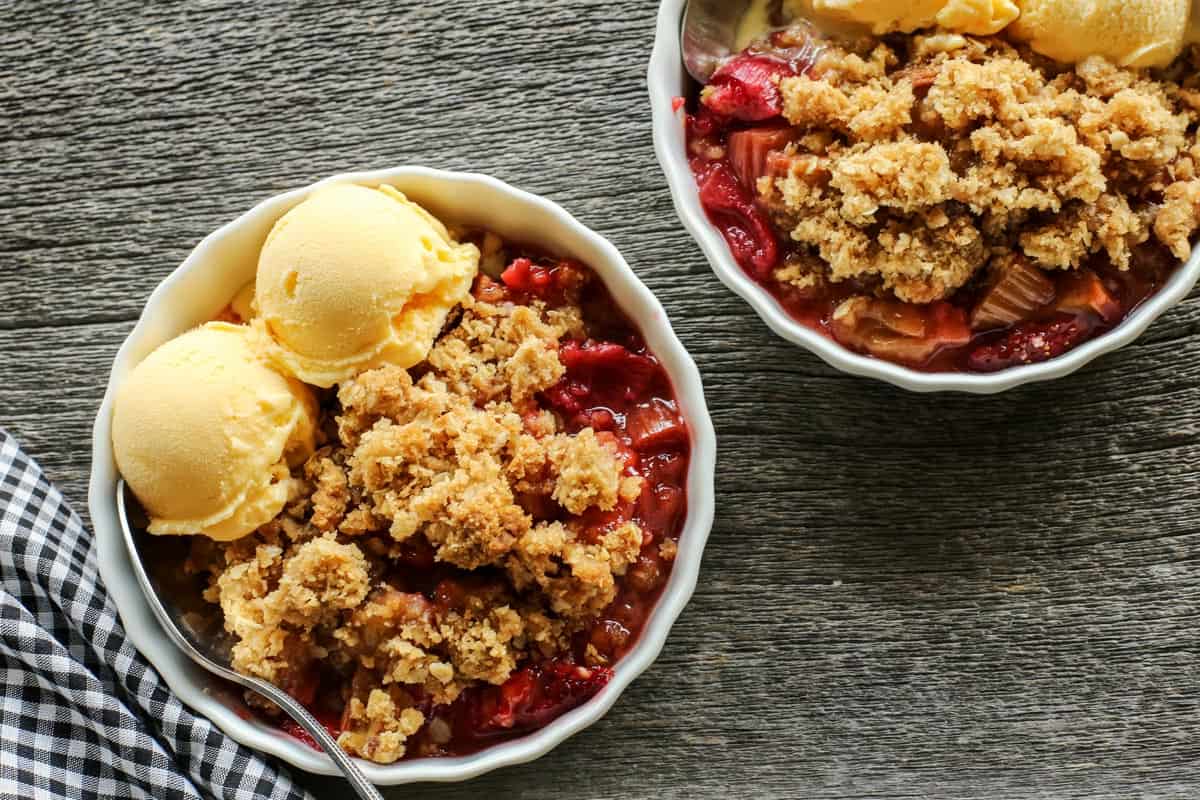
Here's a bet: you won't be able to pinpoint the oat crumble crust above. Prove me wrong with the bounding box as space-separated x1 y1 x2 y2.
189 291 652 763
761 33 1200 303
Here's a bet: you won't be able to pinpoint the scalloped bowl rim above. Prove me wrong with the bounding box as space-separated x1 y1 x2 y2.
88 166 717 784
648 0 1200 394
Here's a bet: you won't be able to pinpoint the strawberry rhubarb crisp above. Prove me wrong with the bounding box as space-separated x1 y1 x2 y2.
180 236 690 763
686 22 1200 371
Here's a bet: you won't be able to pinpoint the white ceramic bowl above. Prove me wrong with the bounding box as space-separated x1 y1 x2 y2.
648 0 1200 394
88 167 716 784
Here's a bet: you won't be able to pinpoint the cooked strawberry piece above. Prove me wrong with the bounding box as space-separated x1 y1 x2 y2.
559 340 634 372
966 314 1093 372
971 257 1056 331
1055 269 1121 323
625 399 688 453
702 54 797 121
695 160 780 275
543 341 662 427
501 257 552 293
604 595 647 633
727 126 798 192
500 257 590 304
542 382 585 416
671 96 685 113
831 296 971 365
550 340 659 410
468 661 612 735
626 550 666 594
432 578 469 611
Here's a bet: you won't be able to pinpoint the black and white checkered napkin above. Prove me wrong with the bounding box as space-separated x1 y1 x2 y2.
0 428 317 800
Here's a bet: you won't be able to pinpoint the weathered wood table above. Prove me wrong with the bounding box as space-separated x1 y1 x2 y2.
4 2 1200 798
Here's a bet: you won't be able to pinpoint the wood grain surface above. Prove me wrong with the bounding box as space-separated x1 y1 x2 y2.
4 2 1200 798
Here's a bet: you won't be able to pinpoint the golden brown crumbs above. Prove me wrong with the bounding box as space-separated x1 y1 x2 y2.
548 428 631 515
1157 179 1200 259
196 293 650 763
761 35 1200 302
506 520 642 621
338 687 426 764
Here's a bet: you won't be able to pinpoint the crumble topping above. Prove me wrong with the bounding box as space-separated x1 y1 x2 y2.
189 282 668 763
762 35 1200 302
338 687 426 765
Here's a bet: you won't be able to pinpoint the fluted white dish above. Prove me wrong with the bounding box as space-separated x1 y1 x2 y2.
89 166 717 783
649 0 1200 393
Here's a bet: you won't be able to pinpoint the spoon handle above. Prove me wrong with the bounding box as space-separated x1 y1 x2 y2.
250 678 385 800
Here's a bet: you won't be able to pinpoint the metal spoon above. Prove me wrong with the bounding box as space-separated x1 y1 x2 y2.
116 481 384 800
682 0 755 81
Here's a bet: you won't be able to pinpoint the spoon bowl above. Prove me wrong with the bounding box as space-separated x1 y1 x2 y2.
681 0 753 80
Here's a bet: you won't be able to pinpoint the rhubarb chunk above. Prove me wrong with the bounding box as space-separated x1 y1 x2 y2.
727 126 798 192
1055 269 1121 323
626 399 688 453
695 160 780 275
971 256 1056 331
832 296 971 365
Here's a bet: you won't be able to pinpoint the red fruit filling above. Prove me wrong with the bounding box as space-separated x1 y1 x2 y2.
683 27 1185 373
702 54 797 122
250 239 690 760
460 661 612 737
279 712 343 751
545 340 660 418
693 159 779 276
626 398 689 453
500 257 589 305
967 315 1093 372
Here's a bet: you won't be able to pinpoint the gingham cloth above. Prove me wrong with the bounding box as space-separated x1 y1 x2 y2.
0 428 317 800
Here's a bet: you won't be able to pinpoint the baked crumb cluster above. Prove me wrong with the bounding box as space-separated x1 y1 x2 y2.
763 33 1200 303
185 256 688 763
689 24 1200 371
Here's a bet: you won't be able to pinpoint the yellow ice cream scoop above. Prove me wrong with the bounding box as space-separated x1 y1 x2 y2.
253 183 479 388
112 322 316 541
1009 0 1190 68
808 0 1019 35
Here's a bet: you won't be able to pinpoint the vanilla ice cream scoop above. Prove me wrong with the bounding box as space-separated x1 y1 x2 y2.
253 183 479 388
808 0 1019 35
112 322 316 541
1009 0 1190 67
